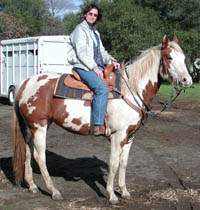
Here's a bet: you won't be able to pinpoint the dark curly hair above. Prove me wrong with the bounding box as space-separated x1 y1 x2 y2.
80 4 102 24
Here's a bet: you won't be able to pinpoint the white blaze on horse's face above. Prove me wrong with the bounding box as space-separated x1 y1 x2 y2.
168 47 192 88
160 35 192 89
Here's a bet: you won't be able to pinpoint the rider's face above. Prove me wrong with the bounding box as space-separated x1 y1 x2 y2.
85 8 98 26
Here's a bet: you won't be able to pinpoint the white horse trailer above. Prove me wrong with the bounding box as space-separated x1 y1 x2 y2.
0 35 73 105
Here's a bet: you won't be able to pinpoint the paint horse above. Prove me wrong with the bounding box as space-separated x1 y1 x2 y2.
11 35 192 204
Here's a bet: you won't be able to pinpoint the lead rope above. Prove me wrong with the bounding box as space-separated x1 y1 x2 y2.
154 87 182 112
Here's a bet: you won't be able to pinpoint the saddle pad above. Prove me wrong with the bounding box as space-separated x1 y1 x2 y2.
54 73 121 100
54 74 91 99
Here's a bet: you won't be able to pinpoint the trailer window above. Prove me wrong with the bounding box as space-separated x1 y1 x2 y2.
8 51 12 56
29 49 38 55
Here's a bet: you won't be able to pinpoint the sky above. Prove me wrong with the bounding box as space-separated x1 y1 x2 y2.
74 0 83 7
72 0 83 13
46 0 83 17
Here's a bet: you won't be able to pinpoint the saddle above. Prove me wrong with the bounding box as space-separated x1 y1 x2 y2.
64 64 117 100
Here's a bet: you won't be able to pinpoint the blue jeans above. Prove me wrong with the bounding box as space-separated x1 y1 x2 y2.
74 68 108 125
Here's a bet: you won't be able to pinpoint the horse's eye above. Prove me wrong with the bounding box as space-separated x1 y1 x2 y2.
167 56 172 60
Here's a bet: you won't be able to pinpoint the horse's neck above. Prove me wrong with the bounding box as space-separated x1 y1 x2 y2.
122 47 161 106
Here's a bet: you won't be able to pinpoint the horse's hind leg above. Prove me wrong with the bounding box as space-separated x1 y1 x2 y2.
119 140 133 200
24 144 39 193
32 124 63 200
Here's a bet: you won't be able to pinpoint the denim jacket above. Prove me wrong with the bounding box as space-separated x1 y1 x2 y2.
70 20 116 71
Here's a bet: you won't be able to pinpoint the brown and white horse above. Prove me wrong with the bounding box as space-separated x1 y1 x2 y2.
11 35 192 204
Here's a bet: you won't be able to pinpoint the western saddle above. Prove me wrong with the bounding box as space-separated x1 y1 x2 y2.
64 64 117 99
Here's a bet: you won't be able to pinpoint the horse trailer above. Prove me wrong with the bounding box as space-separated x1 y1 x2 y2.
0 35 73 105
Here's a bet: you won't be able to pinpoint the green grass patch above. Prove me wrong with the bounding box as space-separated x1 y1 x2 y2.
157 83 200 101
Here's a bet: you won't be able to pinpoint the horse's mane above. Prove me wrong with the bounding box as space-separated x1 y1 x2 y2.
121 41 183 93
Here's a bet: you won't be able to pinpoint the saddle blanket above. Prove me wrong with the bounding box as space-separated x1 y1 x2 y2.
54 73 121 100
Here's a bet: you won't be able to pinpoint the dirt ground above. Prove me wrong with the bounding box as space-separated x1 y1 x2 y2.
0 95 200 210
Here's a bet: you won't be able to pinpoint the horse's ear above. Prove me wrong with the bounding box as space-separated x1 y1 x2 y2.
173 36 179 44
162 35 169 49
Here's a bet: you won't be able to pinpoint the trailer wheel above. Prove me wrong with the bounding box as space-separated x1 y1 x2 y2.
8 86 15 105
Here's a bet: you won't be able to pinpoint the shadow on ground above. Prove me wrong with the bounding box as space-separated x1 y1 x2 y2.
0 150 108 198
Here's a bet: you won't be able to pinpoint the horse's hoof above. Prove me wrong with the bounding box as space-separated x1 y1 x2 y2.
29 187 39 194
109 199 120 205
32 188 39 194
52 193 64 201
122 195 132 200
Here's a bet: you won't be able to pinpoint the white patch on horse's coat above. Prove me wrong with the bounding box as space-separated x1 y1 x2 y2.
27 105 36 114
33 123 47 153
139 57 160 96
62 99 91 130
107 99 141 132
126 53 159 101
19 73 60 113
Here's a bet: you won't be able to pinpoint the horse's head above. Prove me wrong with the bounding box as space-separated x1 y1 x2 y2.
159 35 192 89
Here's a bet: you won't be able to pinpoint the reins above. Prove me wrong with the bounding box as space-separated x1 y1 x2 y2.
115 68 142 110
114 60 183 118
115 68 157 117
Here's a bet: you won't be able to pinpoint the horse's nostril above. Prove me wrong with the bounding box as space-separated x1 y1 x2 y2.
182 78 187 82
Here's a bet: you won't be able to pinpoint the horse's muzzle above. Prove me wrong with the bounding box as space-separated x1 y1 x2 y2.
178 73 193 88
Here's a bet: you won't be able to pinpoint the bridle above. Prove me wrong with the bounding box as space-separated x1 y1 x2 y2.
157 46 183 112
114 45 183 118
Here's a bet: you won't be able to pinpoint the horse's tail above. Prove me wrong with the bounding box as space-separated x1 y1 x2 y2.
11 101 27 184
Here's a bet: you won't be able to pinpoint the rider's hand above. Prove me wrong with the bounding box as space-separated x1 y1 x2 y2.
94 68 104 80
112 61 121 69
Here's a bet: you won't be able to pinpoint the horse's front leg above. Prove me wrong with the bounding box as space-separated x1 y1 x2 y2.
119 139 133 200
32 125 63 200
107 133 123 204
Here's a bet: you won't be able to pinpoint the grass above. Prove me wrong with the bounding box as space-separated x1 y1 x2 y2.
157 83 200 101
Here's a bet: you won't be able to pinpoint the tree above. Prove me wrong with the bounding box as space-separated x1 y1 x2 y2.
63 12 80 35
40 16 66 35
0 0 49 36
174 29 200 82
98 0 165 61
138 0 200 81
137 0 200 32
0 13 29 40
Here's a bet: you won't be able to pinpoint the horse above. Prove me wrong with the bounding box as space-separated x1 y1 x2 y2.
11 35 192 204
